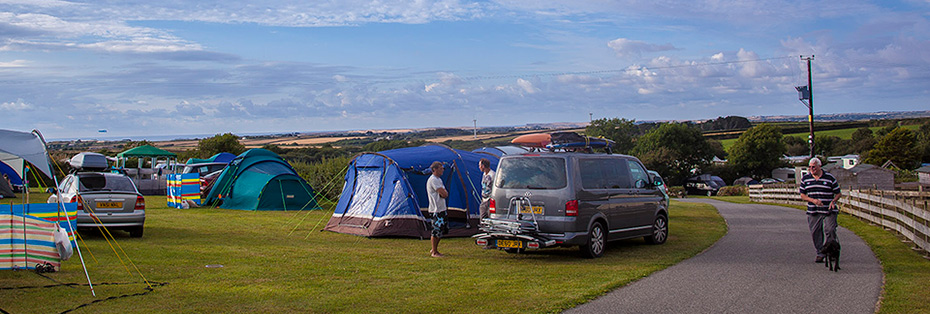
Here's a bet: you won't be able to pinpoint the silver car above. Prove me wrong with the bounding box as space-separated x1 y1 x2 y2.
48 172 145 237
474 152 668 258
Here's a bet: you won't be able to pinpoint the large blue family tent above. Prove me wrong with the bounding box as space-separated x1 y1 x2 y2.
325 144 498 238
203 149 319 211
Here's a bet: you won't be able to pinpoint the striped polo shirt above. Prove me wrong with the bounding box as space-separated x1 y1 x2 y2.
799 172 841 215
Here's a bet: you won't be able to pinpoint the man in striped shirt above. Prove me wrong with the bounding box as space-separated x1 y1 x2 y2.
799 157 842 263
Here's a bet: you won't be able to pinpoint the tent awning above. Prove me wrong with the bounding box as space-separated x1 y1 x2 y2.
0 129 55 179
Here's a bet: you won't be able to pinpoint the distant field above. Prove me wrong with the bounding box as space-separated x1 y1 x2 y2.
719 124 922 151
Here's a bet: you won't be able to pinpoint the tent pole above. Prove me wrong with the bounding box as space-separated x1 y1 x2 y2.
33 130 95 296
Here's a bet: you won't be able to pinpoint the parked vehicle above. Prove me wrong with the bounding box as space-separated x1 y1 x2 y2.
648 170 670 208
182 162 229 197
684 174 726 196
48 153 145 237
181 162 228 176
473 152 668 258
760 178 785 184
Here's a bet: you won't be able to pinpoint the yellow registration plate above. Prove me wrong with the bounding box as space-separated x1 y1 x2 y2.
96 202 123 209
497 239 523 248
519 206 544 214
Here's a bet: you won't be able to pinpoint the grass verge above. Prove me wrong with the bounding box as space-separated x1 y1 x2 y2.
711 195 930 313
1 198 724 313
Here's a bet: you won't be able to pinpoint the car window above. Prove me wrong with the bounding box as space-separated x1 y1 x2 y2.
59 176 73 191
579 159 607 189
496 157 567 189
578 158 631 189
627 160 650 188
78 174 136 192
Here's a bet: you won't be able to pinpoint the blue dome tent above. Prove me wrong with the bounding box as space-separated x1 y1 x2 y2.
325 144 498 238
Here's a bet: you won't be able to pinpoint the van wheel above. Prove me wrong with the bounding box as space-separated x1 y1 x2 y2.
645 214 668 244
129 227 144 238
580 222 606 258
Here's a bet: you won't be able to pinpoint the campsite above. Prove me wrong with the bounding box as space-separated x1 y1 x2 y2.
4 119 930 313
2 191 725 313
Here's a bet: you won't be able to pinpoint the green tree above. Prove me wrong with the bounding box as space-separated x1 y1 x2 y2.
783 135 808 156
864 127 920 169
726 123 787 178
586 118 638 154
917 122 930 163
197 133 245 158
816 135 850 156
631 123 714 186
850 127 876 154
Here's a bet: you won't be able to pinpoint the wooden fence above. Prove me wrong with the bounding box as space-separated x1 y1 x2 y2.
749 184 930 253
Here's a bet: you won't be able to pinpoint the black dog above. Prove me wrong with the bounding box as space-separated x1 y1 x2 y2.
820 239 841 272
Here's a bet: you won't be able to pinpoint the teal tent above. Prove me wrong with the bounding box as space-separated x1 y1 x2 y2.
203 149 319 211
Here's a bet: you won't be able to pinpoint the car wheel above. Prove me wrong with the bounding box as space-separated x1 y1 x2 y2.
580 222 606 258
129 227 144 238
645 214 668 244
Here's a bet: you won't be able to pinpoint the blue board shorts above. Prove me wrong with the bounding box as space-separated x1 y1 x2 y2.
431 211 448 238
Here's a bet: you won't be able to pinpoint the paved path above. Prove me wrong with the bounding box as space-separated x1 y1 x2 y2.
566 199 883 314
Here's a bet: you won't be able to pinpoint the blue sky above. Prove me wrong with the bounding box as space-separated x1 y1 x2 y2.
2 0 929 140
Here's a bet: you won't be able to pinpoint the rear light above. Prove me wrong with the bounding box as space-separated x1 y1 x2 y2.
565 200 578 216
476 239 488 246
74 195 83 212
135 196 145 210
527 242 540 249
489 199 496 214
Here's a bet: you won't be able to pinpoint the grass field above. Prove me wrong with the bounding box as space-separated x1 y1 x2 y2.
1 197 725 313
711 195 930 313
718 124 922 150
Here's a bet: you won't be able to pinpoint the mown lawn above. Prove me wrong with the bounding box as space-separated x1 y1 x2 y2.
1 197 724 313
712 195 930 313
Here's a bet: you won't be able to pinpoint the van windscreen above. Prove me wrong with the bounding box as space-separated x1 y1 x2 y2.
496 157 567 189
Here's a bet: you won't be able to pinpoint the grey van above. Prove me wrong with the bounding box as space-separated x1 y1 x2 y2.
473 152 668 258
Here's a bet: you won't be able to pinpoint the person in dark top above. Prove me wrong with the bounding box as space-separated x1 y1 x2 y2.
799 157 842 263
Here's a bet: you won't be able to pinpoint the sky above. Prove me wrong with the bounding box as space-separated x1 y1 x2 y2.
1 0 929 140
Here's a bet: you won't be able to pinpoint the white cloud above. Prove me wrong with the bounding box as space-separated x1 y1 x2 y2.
0 100 30 110
607 38 676 58
0 60 29 67
516 78 537 94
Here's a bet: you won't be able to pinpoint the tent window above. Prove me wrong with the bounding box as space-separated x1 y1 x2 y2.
346 170 381 217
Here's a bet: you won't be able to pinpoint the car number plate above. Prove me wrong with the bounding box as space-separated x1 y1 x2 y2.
519 205 544 214
96 201 123 209
497 239 523 248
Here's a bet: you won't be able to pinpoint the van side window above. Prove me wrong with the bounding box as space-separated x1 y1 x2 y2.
580 158 632 189
605 158 632 189
579 159 606 189
627 160 650 188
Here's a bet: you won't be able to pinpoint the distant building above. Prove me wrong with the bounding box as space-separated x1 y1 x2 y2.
771 167 796 182
783 155 809 165
827 154 860 169
824 163 895 191
918 165 930 185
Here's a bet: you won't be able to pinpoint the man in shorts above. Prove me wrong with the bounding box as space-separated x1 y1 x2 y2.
427 161 449 257
478 158 495 219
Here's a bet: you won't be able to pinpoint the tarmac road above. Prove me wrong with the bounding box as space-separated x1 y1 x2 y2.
565 199 883 314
